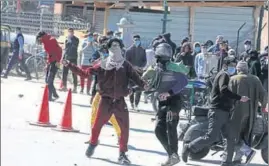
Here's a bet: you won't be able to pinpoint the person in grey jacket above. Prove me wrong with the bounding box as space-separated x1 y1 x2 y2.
79 32 96 94
61 28 79 93
125 35 147 111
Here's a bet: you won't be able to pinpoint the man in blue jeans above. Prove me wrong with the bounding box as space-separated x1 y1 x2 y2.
2 27 31 80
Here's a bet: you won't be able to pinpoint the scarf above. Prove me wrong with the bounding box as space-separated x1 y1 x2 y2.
100 47 125 70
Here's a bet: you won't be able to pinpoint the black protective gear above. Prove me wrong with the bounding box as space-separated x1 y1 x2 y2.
155 95 181 156
154 43 173 61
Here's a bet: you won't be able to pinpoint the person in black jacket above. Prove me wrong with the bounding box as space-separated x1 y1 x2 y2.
182 56 250 166
126 35 147 111
248 50 262 81
146 43 188 166
239 40 252 61
61 28 79 93
162 33 177 55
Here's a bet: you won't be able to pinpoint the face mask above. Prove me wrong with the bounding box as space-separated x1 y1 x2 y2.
195 47 201 53
88 37 94 42
134 40 141 47
244 44 251 51
109 46 121 56
102 53 109 57
227 66 236 75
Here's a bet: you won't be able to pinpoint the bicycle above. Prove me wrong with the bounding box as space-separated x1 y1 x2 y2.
25 50 47 79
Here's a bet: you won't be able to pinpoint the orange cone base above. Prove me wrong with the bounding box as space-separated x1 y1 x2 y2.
29 121 57 128
52 126 80 133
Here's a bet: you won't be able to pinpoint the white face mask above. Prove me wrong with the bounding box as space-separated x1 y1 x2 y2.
244 44 251 51
109 46 122 56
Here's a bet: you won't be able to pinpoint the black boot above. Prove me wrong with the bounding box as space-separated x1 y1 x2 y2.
161 153 180 166
85 144 97 158
118 152 131 165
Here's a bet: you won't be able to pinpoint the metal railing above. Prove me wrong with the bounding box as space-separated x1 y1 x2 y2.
1 11 90 36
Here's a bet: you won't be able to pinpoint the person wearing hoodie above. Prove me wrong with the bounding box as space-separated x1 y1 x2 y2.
142 43 189 166
247 50 262 80
61 28 79 93
62 38 146 165
36 31 62 101
79 32 96 94
162 33 177 55
207 35 224 54
125 35 147 110
192 42 201 57
194 43 207 80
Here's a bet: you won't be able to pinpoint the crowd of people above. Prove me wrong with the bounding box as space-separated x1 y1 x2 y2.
2 26 268 166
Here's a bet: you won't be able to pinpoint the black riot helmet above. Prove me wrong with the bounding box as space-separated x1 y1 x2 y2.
154 43 173 62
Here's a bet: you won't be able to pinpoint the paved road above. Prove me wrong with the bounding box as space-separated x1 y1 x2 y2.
1 77 267 166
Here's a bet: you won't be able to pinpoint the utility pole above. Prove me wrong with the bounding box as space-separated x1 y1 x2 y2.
161 0 171 34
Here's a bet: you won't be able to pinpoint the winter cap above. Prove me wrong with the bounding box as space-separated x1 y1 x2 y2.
236 60 248 72
244 40 251 45
162 33 171 39
93 32 98 36
133 34 140 39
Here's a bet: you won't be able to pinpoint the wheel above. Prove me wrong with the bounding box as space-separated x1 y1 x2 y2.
15 63 25 76
25 56 46 79
189 147 210 160
261 147 268 164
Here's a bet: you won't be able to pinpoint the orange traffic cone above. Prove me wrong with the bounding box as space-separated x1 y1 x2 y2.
29 85 56 127
53 89 79 132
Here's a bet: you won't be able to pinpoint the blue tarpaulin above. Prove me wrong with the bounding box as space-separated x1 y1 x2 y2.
39 0 54 6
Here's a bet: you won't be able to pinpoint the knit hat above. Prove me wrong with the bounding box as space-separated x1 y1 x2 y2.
236 60 248 72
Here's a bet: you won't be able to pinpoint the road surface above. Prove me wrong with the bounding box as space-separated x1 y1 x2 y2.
1 77 267 166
